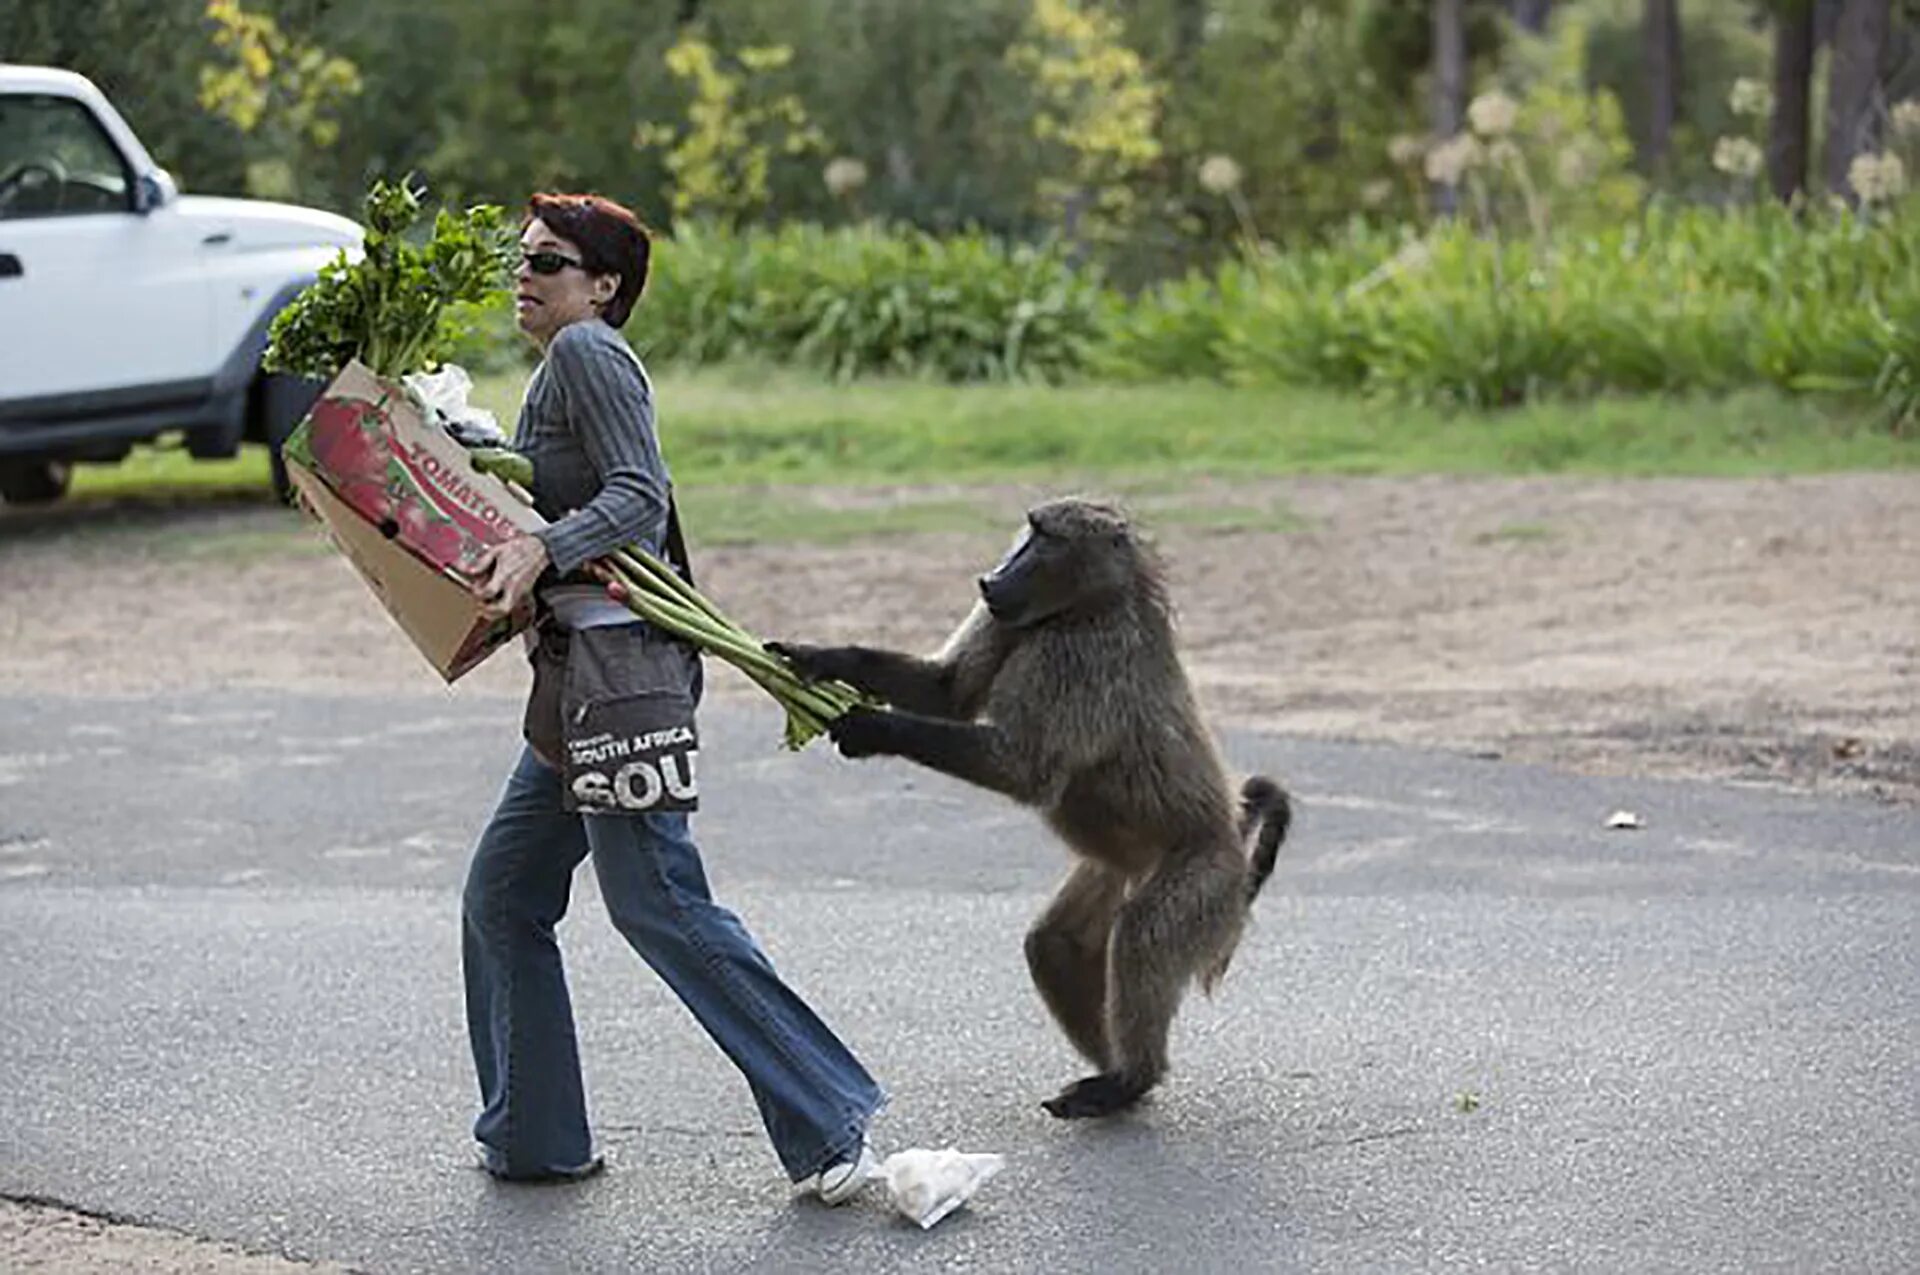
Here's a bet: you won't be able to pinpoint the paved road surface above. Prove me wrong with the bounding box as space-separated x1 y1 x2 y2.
1 692 1915 1272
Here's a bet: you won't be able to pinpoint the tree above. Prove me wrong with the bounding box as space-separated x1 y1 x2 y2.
0 0 252 195
633 32 826 226
197 0 361 201
1643 0 1683 170
1824 0 1891 203
1432 0 1467 212
1007 0 1163 246
1172 0 1208 73
1767 0 1815 202
1512 0 1553 33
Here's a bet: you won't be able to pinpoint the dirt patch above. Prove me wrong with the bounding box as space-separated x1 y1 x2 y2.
4 473 1917 802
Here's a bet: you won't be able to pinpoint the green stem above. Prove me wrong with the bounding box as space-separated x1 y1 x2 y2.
613 548 734 629
603 567 857 722
610 575 785 677
595 550 865 748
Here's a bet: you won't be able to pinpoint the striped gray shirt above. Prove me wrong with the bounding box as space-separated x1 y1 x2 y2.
513 318 670 577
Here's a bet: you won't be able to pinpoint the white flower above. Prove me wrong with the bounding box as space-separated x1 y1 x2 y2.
1468 90 1519 138
1878 154 1908 201
1728 77 1773 119
1423 133 1482 186
1892 99 1920 140
1389 237 1432 273
1712 136 1763 180
823 157 868 198
1347 235 1432 298
1849 152 1909 205
1360 178 1393 207
1386 133 1426 167
1486 138 1522 168
1197 154 1243 195
1555 143 1598 189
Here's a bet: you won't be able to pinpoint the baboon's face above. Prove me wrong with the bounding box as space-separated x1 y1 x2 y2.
978 501 1134 627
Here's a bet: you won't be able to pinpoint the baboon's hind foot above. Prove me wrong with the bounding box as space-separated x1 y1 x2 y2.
1041 1072 1149 1119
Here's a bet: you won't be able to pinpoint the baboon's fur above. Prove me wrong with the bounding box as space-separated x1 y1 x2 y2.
775 498 1292 1118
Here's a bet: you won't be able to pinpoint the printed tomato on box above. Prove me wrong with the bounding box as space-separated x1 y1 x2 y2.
291 373 533 579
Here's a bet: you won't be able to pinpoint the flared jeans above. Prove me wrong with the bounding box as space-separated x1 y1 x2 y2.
462 746 884 1180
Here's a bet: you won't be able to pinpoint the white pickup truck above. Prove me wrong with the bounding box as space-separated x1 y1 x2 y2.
0 65 363 504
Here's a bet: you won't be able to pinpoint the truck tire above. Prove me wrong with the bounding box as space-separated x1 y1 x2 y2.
186 410 246 460
269 445 295 505
256 372 325 504
0 459 72 505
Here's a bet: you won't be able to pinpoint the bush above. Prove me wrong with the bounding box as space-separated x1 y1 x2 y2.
1112 200 1920 412
547 200 1916 430
628 220 1104 382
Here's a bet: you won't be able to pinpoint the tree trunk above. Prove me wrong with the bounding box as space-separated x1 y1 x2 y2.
1432 0 1467 214
1768 1 1815 202
1813 0 1843 48
1172 0 1207 75
1824 0 1891 203
1512 0 1554 34
1644 0 1684 170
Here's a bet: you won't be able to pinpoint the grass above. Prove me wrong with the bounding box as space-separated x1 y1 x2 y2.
69 441 273 502
468 366 1920 483
60 365 1919 545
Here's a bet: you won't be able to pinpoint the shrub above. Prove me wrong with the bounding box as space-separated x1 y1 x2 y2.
630 220 1103 382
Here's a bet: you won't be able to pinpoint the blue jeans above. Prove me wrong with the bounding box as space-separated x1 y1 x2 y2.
462 746 885 1181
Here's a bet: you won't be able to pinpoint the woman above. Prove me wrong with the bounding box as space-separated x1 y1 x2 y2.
462 192 883 1200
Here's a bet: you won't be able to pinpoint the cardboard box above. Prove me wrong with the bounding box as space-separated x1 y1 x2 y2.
284 359 547 683
290 360 545 577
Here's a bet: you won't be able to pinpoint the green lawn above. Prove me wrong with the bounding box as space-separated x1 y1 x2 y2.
67 441 278 502
66 367 1919 538
469 367 1920 483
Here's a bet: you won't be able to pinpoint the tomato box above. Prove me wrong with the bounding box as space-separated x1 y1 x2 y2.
282 359 547 682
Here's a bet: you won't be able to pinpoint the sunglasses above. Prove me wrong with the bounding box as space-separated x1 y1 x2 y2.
519 249 587 276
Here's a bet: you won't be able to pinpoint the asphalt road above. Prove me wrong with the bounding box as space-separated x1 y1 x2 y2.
1 691 1915 1273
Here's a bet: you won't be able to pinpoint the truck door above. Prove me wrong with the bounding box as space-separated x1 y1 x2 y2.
0 91 213 402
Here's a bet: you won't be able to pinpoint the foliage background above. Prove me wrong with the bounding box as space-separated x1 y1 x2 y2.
15 0 1906 252
5 0 1918 420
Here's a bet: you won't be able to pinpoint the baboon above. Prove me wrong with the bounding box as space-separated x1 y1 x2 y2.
773 498 1292 1119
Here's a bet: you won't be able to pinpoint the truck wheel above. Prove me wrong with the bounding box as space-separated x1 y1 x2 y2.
186 416 245 460
256 372 324 505
0 459 72 505
269 447 295 505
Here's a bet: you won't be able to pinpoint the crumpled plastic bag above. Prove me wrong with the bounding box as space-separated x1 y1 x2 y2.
879 1147 1005 1230
404 363 505 448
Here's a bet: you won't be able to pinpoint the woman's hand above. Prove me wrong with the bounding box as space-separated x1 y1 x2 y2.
472 533 551 621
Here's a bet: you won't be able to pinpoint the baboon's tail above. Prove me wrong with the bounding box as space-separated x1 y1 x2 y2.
1200 776 1295 994
1239 776 1292 902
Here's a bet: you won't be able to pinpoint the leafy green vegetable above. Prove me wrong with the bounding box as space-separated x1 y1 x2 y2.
264 177 514 380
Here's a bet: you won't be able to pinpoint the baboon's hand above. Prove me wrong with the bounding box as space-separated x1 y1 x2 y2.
767 641 846 685
826 706 895 759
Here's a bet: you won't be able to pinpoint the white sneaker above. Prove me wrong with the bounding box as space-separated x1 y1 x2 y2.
809 1139 878 1206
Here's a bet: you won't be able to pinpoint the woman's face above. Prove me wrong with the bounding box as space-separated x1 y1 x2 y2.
515 218 618 347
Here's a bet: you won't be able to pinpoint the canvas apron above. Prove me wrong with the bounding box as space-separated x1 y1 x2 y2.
522 500 703 815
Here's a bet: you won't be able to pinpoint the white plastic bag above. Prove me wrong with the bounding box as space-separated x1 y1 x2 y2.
404 363 505 447
880 1147 1005 1230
